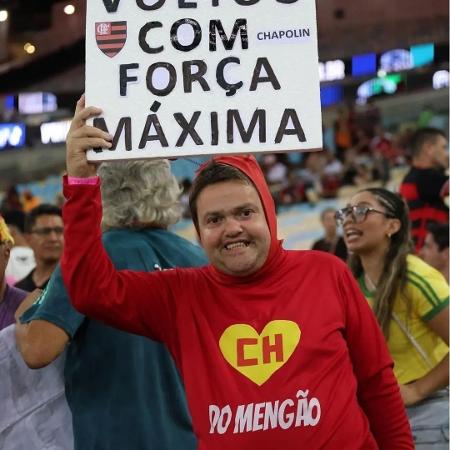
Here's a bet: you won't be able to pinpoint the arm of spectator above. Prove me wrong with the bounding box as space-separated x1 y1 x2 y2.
338 268 414 449
400 307 449 406
15 290 69 369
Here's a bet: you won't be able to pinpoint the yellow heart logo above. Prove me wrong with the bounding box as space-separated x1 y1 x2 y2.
219 320 301 386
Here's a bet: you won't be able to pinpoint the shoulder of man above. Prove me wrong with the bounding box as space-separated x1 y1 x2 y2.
413 167 448 182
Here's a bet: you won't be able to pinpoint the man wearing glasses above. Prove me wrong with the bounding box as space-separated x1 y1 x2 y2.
15 204 64 292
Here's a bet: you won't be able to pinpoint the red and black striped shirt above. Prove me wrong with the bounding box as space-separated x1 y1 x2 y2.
400 167 449 252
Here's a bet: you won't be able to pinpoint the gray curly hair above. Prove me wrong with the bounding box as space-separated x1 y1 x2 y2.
98 160 182 230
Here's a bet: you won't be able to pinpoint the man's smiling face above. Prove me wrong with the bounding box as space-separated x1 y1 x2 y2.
196 179 271 277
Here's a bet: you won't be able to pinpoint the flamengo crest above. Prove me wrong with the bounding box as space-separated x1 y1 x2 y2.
95 21 127 58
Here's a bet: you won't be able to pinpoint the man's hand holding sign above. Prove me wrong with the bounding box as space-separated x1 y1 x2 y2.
66 95 112 177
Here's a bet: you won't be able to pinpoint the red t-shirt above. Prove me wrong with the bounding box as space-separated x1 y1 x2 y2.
62 156 413 450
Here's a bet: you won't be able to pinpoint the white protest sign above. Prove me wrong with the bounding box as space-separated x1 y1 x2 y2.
85 0 322 161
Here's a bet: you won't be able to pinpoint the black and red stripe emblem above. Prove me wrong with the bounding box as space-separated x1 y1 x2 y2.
95 21 127 58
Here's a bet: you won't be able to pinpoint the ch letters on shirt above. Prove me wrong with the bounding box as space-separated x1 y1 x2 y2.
219 320 301 385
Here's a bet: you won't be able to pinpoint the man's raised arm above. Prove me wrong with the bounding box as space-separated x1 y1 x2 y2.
61 96 174 342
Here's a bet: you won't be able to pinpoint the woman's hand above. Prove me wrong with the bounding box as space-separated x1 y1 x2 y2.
399 383 423 406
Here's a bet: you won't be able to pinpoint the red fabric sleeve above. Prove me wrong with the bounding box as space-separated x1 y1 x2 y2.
339 268 414 449
60 176 177 344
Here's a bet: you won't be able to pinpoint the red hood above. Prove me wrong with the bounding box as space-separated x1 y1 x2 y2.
196 154 282 281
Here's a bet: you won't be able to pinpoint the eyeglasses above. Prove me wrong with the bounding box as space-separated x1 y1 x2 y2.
31 226 64 236
335 205 395 226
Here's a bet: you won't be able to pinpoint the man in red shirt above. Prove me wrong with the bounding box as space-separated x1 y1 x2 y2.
61 96 414 449
400 127 449 252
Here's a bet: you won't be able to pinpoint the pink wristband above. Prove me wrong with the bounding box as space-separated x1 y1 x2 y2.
67 176 99 185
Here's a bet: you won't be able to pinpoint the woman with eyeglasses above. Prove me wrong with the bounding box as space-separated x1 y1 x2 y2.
336 187 449 449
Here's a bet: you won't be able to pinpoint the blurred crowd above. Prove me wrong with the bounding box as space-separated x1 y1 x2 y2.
254 102 436 207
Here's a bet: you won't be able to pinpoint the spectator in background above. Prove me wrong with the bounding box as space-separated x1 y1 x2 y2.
22 190 41 213
357 98 381 140
311 208 347 261
341 148 372 187
261 154 290 206
15 204 63 291
0 315 72 449
334 106 353 162
420 223 449 283
353 129 371 155
16 160 207 450
370 126 400 186
339 188 448 449
261 153 288 185
400 127 449 252
0 216 26 330
2 210 35 285
321 151 343 198
0 186 23 212
278 169 307 205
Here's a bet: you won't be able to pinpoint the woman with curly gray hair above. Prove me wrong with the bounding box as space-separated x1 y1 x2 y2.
99 159 182 230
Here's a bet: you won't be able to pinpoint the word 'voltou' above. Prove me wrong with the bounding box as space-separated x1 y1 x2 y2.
102 0 301 13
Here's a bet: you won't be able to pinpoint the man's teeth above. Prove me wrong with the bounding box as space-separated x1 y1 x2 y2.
225 242 248 250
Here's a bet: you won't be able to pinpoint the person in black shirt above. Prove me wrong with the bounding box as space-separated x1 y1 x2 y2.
311 207 348 261
15 204 63 291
